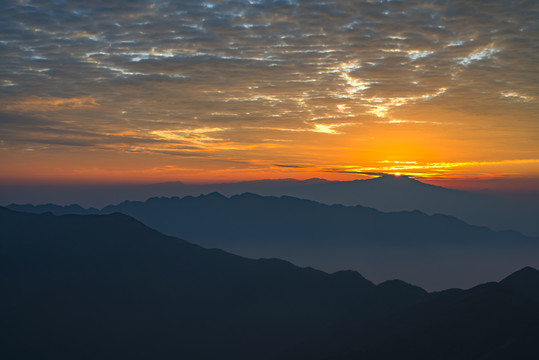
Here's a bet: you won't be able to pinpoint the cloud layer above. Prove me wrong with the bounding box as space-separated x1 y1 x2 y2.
1 0 538 182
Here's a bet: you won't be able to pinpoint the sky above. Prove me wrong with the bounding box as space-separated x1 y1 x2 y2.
1 0 538 189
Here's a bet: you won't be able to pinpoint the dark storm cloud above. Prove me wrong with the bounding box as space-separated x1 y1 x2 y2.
0 0 537 154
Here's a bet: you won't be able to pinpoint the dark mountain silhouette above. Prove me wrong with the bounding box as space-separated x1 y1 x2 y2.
315 272 539 359
197 175 538 237
499 266 539 303
2 207 538 359
2 175 538 236
7 202 99 215
9 193 539 290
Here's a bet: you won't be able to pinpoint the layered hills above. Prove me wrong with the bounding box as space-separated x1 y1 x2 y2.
9 192 539 290
2 175 538 236
2 207 538 359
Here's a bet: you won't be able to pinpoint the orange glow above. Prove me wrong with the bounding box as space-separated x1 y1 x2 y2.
1 1 538 193
4 96 99 111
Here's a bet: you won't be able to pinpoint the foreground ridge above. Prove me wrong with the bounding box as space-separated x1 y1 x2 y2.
2 207 539 359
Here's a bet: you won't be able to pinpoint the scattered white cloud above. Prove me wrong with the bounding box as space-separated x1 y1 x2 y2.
457 47 500 66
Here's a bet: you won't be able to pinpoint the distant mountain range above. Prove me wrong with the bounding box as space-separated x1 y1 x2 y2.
9 193 539 290
2 175 538 236
2 207 539 359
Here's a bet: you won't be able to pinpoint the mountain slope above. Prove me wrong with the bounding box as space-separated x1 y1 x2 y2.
316 279 539 360
0 207 410 360
101 193 539 290
11 193 537 289
2 207 539 359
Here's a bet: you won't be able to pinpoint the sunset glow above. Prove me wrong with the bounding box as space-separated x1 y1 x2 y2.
1 1 538 190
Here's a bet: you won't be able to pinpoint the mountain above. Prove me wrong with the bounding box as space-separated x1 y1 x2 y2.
198 175 538 237
318 270 539 360
9 193 539 290
2 175 538 236
2 207 538 359
6 203 99 215
0 207 378 360
500 266 539 303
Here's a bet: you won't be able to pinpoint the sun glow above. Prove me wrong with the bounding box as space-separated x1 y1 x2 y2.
1 1 538 189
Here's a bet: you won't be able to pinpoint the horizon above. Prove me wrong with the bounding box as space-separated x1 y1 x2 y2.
1 174 538 193
2 174 539 214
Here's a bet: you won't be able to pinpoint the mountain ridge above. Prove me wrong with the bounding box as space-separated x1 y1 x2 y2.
2 175 538 236
2 207 538 359
7 193 539 290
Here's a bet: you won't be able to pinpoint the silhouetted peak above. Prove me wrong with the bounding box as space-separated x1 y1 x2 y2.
331 270 375 288
501 266 539 285
235 178 301 185
372 174 419 183
378 279 427 292
302 177 329 184
377 279 429 301
199 192 228 200
231 193 325 208
365 174 456 193
146 196 177 204
500 266 539 302
64 204 86 210
232 192 266 199
111 199 139 207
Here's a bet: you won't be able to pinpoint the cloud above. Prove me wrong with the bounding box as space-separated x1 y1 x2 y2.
273 164 309 168
4 96 99 111
150 127 229 143
321 159 539 178
0 0 538 180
